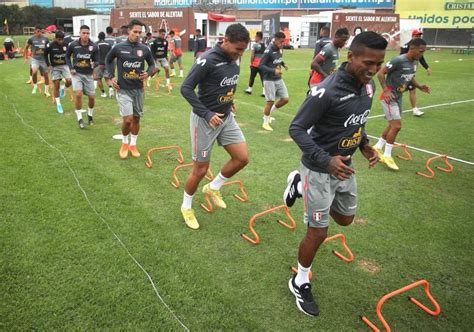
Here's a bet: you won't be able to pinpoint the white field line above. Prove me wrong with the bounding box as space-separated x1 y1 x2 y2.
367 134 474 166
5 94 190 332
368 99 474 119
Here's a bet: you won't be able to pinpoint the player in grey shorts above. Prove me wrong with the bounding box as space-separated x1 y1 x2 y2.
373 38 431 171
179 24 250 230
116 89 144 118
169 30 184 78
284 32 387 317
25 25 50 96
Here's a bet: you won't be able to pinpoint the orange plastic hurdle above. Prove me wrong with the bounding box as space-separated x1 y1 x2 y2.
416 155 454 179
323 233 354 263
145 145 184 168
393 144 411 161
241 205 296 245
200 180 248 212
171 163 214 189
360 279 441 332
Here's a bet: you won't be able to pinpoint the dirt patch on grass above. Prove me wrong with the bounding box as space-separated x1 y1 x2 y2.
358 259 381 273
280 137 293 142
354 217 368 225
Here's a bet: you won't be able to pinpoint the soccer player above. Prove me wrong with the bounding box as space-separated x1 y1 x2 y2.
115 25 129 44
66 25 99 129
104 26 116 97
169 30 184 78
149 28 171 87
94 32 113 98
244 31 265 97
193 29 207 59
4 36 15 59
313 26 331 57
105 19 155 160
44 30 72 114
259 31 289 132
285 31 387 316
400 29 432 116
24 26 50 96
180 23 250 230
308 27 349 88
373 38 431 171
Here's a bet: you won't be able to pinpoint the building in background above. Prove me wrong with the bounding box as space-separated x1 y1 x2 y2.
73 14 109 38
86 0 115 13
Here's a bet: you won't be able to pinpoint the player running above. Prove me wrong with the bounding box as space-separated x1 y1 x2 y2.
285 32 387 316
44 30 72 114
105 19 155 160
149 28 171 88
169 30 184 78
94 32 113 98
373 38 431 171
244 31 265 97
179 23 250 230
66 25 99 129
24 26 50 96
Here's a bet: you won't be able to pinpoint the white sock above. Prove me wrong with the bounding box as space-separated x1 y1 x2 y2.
181 191 194 209
87 108 93 117
375 138 386 150
179 70 184 76
60 84 65 90
412 107 419 112
75 110 83 121
130 134 138 146
297 181 303 195
44 85 49 93
33 84 37 88
29 75 32 81
166 78 170 85
55 97 60 105
384 143 393 157
109 87 114 95
171 69 176 75
263 115 270 124
270 105 277 113
94 81 97 89
246 86 252 91
209 172 228 191
294 262 311 287
122 135 129 144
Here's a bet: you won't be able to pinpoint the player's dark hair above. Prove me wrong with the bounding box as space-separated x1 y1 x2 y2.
80 25 90 31
408 38 427 47
274 31 286 40
196 29 201 34
128 20 144 30
98 32 105 40
335 27 349 37
106 26 113 34
256 31 263 39
159 28 166 33
320 26 330 34
121 25 128 35
169 30 175 36
146 32 152 37
349 31 388 54
55 30 65 38
225 23 250 43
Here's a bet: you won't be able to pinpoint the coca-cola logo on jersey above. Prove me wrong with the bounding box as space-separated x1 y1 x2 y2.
220 74 239 87
344 109 370 128
77 53 91 59
123 61 142 68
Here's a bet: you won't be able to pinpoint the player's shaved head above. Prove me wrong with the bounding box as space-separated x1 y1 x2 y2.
350 31 388 55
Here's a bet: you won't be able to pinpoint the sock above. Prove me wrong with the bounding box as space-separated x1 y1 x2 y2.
181 191 194 209
263 115 270 124
375 138 386 150
247 86 252 91
75 110 83 121
130 134 138 146
109 87 114 95
166 78 170 85
87 108 94 117
60 84 65 90
94 81 97 89
171 69 176 75
29 75 32 81
179 70 184 76
384 143 393 157
209 172 228 191
294 262 311 287
297 181 303 195
44 85 49 93
55 97 60 106
270 105 277 113
412 107 419 112
33 84 37 88
122 135 129 144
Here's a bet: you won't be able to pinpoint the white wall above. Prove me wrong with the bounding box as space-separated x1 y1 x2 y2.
73 15 110 40
282 12 332 48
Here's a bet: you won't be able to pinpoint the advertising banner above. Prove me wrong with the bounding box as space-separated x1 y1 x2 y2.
262 13 280 40
396 0 474 28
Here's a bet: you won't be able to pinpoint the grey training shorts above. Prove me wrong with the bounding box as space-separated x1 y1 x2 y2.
190 112 246 162
116 89 144 117
300 163 357 228
31 58 48 74
156 58 169 68
170 54 182 65
264 79 289 101
93 65 106 79
381 98 402 121
51 65 71 81
72 72 95 96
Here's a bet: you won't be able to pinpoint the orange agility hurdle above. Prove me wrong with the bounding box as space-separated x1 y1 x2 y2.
360 279 441 332
171 163 214 189
416 155 454 179
145 145 184 168
323 233 354 263
393 144 412 161
241 205 296 245
200 180 248 212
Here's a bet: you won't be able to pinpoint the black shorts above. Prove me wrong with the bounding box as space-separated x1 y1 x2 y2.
407 81 415 91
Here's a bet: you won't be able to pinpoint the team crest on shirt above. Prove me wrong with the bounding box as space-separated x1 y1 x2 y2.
89 46 93 51
366 84 373 98
137 50 143 57
201 150 208 158
312 212 322 221
63 46 67 51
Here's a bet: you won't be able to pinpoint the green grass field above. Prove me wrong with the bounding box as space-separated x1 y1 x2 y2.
1 45 473 330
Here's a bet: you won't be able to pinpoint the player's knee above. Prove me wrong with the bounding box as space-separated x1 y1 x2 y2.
306 227 328 244
193 164 209 179
335 215 354 226
75 91 83 98
280 98 289 105
123 115 133 125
